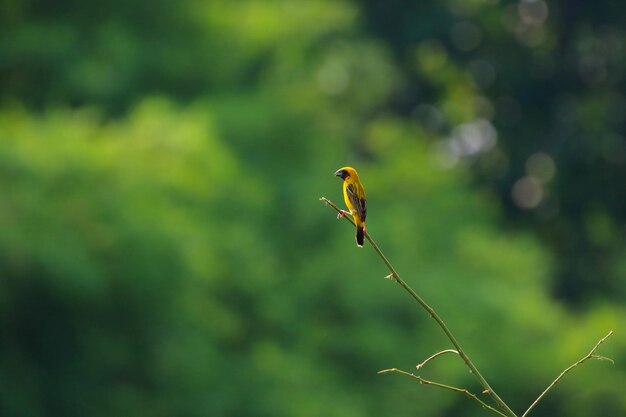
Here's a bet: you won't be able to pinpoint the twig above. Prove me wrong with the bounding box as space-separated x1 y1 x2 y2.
378 368 508 417
320 197 518 417
521 331 614 417
416 349 459 370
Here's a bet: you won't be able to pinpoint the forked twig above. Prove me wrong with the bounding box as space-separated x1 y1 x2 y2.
521 331 614 417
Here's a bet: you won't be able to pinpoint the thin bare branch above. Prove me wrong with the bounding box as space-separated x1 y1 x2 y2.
321 196 518 417
378 368 508 417
522 331 614 417
416 349 460 370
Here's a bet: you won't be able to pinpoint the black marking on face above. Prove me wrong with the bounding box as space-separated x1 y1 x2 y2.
335 169 349 179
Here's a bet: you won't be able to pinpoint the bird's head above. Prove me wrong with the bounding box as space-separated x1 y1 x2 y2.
334 167 357 180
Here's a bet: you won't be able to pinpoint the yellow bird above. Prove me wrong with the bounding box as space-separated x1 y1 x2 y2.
334 167 367 247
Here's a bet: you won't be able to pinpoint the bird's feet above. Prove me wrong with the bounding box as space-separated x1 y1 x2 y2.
337 209 351 219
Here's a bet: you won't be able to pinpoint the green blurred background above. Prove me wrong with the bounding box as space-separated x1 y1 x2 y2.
1 0 624 416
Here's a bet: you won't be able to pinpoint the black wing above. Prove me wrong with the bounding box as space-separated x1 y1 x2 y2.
346 183 367 222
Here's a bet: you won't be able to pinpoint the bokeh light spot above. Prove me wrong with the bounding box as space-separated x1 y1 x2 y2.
518 0 549 25
512 176 543 209
526 152 556 183
316 60 349 95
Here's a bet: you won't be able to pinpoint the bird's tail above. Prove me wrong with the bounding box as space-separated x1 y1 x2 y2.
356 224 365 247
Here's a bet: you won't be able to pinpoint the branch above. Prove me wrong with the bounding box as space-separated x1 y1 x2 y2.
416 349 459 370
378 368 508 417
521 331 614 417
320 197 518 417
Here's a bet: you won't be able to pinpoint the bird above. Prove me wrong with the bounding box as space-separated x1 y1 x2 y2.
334 166 367 247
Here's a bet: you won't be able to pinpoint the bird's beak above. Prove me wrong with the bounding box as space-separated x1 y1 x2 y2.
334 169 343 177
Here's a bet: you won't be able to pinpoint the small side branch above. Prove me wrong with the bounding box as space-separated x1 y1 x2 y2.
521 331 614 417
416 349 459 370
378 368 508 417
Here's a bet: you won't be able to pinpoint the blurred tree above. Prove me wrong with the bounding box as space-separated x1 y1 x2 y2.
0 98 623 417
3 0 623 305
1 1 624 417
355 0 626 305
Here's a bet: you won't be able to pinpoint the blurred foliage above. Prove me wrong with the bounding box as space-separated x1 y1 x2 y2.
0 0 625 417
356 0 626 304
